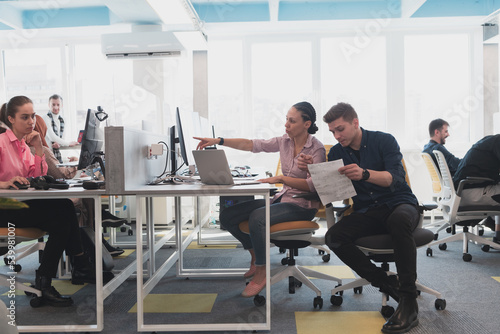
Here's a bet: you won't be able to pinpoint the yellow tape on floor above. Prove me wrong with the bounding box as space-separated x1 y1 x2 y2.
113 249 135 258
295 311 385 334
303 265 357 279
128 293 217 313
187 241 237 249
493 276 500 283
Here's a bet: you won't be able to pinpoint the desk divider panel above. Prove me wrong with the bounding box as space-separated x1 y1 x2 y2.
105 126 169 194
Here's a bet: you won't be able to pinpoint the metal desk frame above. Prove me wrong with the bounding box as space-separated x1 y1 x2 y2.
0 187 133 332
132 183 272 332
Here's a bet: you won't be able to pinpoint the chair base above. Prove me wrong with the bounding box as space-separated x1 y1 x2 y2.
427 230 500 261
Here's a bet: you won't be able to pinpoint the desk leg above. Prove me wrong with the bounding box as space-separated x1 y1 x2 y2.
175 196 183 276
94 195 104 331
136 196 145 331
265 192 271 328
146 197 155 276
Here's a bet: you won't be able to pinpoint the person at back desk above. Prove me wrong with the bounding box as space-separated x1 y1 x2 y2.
299 102 420 334
0 96 96 307
194 101 325 298
422 118 461 176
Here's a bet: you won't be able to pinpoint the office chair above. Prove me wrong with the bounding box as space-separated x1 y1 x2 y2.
1 228 45 273
0 227 44 305
327 159 446 317
425 150 500 262
239 219 342 308
421 152 450 238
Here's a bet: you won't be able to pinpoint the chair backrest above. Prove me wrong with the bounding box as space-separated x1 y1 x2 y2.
421 152 443 196
432 150 460 223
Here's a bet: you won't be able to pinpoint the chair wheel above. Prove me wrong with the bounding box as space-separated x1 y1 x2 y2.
353 286 363 294
330 295 343 306
438 243 447 251
12 263 22 272
381 305 395 318
435 298 446 310
120 226 126 232
334 284 344 296
279 247 286 254
281 258 288 265
322 254 331 262
313 296 323 309
4 257 9 266
128 230 133 236
481 245 490 252
446 227 452 233
30 296 43 308
463 253 472 262
426 248 433 256
253 294 266 306
433 233 438 240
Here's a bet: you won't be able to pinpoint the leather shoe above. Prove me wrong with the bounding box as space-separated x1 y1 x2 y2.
382 296 419 333
378 274 400 303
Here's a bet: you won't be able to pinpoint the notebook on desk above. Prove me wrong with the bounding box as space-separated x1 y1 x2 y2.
192 149 261 186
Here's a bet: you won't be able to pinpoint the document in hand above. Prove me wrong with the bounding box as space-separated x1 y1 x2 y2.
308 159 357 205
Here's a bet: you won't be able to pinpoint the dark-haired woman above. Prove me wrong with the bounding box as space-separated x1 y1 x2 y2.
0 96 95 307
194 101 325 297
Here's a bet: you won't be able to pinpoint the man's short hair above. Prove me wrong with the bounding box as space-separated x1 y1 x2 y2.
428 118 449 137
49 94 63 102
323 102 358 124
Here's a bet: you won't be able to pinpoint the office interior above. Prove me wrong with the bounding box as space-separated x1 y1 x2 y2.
1 1 500 333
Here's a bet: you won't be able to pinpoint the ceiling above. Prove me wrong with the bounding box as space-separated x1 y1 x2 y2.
0 0 499 37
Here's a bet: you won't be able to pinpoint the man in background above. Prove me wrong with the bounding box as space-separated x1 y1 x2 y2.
453 134 500 243
42 94 79 163
422 118 461 176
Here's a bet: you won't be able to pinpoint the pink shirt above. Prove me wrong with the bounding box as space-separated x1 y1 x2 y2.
252 134 326 210
0 128 47 181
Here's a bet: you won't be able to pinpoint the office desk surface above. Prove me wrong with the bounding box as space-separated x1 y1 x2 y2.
125 182 272 196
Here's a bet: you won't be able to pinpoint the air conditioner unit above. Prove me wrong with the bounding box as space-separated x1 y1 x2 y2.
101 31 184 59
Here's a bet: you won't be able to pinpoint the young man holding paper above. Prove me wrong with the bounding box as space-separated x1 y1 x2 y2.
299 102 420 334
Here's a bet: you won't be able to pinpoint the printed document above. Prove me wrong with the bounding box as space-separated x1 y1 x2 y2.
308 159 357 205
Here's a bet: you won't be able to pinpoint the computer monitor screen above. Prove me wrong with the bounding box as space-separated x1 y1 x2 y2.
169 107 189 175
77 108 106 171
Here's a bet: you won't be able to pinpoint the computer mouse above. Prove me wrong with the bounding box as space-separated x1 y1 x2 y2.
10 181 30 190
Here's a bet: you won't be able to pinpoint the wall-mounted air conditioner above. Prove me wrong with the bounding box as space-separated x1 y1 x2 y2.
101 31 184 59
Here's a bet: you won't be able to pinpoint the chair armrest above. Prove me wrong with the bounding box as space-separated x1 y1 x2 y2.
456 177 496 196
292 192 320 201
330 203 351 217
419 201 438 212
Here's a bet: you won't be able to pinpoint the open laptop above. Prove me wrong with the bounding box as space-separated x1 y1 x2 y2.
192 149 260 186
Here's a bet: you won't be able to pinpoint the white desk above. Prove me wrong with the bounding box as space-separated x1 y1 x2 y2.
130 182 272 332
0 187 125 333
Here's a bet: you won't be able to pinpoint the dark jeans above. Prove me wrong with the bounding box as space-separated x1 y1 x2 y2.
220 199 317 265
325 203 420 297
0 199 84 278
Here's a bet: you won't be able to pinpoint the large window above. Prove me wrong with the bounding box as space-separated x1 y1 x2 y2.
404 34 472 150
320 36 387 145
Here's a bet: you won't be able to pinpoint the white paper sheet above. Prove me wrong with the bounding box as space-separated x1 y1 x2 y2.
308 159 357 205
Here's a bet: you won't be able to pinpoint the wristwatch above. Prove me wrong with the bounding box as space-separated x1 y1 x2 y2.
361 169 370 181
218 137 224 145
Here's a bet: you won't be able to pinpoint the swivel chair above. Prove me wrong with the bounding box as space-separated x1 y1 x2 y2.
239 219 342 309
426 150 500 262
0 227 44 305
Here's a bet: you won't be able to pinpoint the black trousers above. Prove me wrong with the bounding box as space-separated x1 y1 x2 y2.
325 203 420 298
0 199 84 278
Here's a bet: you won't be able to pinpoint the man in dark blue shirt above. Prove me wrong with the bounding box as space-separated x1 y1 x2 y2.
299 102 420 334
422 118 461 176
